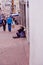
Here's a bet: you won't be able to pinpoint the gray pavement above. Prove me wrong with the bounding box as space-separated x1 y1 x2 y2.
0 25 29 65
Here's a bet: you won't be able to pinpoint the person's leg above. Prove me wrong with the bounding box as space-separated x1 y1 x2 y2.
16 33 20 37
13 36 19 38
8 24 11 32
13 32 20 39
9 24 11 32
4 26 5 31
4 25 6 31
8 24 9 31
3 25 5 31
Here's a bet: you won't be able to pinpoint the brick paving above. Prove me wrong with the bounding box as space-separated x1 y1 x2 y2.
0 25 29 65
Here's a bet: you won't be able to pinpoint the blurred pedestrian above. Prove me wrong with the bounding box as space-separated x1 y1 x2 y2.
16 26 26 37
6 16 12 32
13 26 26 38
2 17 6 31
12 18 15 28
13 18 18 25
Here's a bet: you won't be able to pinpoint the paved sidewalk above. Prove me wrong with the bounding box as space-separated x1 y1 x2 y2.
0 25 29 65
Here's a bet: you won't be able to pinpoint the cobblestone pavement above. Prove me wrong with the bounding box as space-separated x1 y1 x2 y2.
0 25 29 65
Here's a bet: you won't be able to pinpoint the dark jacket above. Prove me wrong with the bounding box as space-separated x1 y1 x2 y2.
2 19 6 25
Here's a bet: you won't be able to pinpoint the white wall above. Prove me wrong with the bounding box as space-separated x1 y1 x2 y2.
29 0 43 65
26 0 29 43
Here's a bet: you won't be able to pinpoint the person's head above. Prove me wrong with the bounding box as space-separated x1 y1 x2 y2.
3 16 6 20
21 26 24 31
13 17 15 21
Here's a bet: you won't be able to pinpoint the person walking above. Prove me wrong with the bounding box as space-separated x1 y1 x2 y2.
6 16 12 32
2 17 6 31
13 18 18 25
12 18 15 28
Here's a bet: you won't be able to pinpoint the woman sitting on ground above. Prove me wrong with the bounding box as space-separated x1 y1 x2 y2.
13 26 26 38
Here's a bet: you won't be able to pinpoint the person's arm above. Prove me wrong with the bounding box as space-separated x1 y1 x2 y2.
5 20 6 25
6 19 7 23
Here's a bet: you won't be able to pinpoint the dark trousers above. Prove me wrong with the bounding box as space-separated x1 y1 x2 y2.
16 33 20 37
3 25 6 31
8 24 11 32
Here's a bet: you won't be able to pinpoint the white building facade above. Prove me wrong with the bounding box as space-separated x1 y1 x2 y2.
30 0 43 65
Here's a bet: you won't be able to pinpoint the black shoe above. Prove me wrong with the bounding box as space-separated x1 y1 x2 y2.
13 36 20 38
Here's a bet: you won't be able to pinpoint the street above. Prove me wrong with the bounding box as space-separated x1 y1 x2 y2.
0 25 29 65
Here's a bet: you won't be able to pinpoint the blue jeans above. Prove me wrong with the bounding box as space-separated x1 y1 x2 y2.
8 24 11 32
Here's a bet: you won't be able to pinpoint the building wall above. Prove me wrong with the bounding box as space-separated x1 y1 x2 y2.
19 0 26 26
26 0 29 42
30 0 43 65
14 0 19 13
